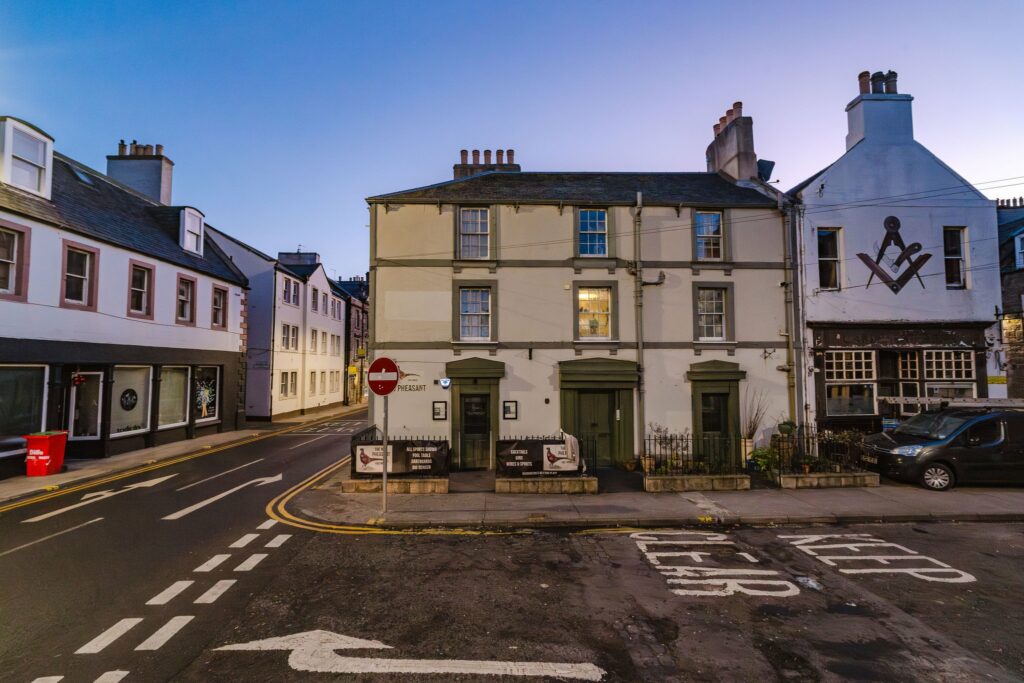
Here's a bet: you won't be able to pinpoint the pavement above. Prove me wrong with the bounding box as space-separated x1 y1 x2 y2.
287 466 1024 529
0 403 367 507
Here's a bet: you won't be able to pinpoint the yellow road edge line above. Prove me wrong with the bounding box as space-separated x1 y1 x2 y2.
265 458 524 536
0 410 359 515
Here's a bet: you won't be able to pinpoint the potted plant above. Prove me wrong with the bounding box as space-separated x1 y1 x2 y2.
741 387 770 459
777 420 796 435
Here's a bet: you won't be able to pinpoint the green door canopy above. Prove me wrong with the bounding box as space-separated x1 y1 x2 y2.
685 359 747 383
446 357 506 380
558 358 639 389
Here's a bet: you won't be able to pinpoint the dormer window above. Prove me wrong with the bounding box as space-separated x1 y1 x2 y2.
180 208 205 256
1 118 54 198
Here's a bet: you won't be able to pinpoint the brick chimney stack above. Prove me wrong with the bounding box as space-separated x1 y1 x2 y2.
706 101 766 181
453 148 522 179
106 139 174 204
845 68 914 150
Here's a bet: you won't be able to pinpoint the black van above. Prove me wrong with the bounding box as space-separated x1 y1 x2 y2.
861 409 1024 490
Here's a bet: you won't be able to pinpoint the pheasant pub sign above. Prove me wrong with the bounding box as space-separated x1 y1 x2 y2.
857 216 931 294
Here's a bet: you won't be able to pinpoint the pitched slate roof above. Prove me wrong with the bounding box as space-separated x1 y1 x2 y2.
0 152 247 287
278 263 322 280
999 215 1024 244
332 279 368 302
367 171 776 207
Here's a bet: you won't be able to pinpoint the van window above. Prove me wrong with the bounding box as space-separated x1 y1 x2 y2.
963 419 1002 447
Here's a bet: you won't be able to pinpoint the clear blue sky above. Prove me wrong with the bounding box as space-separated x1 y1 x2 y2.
2 0 1022 278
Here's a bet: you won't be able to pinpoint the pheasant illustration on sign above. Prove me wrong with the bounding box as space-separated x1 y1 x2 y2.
856 216 931 294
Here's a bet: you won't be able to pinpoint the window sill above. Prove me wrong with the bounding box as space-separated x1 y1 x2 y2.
572 340 620 355
157 421 188 431
452 340 498 356
693 340 737 356
194 418 221 427
691 261 733 275
453 259 497 274
572 257 616 274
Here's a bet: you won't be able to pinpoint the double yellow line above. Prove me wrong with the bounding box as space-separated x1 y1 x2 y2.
0 413 346 515
265 458 520 536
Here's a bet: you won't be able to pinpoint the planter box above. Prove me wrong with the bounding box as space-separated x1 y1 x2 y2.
644 474 750 492
779 472 879 489
495 477 598 494
341 478 449 494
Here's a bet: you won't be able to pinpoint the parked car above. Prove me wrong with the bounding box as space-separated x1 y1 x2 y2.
861 409 1024 490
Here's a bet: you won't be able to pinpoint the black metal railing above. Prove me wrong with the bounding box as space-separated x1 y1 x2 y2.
642 434 743 476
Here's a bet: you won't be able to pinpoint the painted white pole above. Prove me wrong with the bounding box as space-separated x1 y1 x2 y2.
382 394 388 514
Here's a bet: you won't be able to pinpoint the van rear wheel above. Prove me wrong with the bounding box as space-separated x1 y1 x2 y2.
921 463 954 491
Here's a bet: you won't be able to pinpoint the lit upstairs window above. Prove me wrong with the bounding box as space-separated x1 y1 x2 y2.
1 118 54 198
180 208 205 256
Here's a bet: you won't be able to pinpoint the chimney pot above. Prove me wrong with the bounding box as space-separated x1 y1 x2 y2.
733 101 743 118
713 123 721 135
719 115 727 128
858 70 871 94
484 149 492 164
884 70 898 94
460 149 468 164
870 71 885 94
155 143 164 155
496 149 504 163
472 149 480 164
726 108 735 124
118 139 126 155
145 144 155 155
507 149 515 164
130 141 138 155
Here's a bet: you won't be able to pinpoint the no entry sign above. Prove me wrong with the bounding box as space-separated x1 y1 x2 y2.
368 357 399 396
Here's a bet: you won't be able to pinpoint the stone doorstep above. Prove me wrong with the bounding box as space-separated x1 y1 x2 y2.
494 477 599 494
778 472 881 489
643 474 751 492
340 478 449 494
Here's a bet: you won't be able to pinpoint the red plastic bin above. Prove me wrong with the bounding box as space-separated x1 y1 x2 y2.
24 431 68 477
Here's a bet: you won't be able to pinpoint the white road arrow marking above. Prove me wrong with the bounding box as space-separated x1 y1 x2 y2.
24 475 178 523
162 474 283 520
216 630 605 680
93 672 129 683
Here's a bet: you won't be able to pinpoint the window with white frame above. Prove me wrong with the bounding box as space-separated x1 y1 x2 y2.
0 228 19 294
824 350 877 416
312 288 319 312
459 287 491 340
158 366 189 428
290 326 298 349
924 350 974 380
9 127 50 194
577 287 612 339
696 288 726 341
283 277 292 303
320 371 326 395
817 228 841 290
129 264 151 316
292 281 299 305
212 287 227 328
289 371 297 396
309 371 316 395
578 209 608 257
311 329 318 352
64 247 92 305
459 208 490 259
943 227 966 289
694 211 723 261
281 324 290 350
280 371 289 397
176 277 195 323
181 209 204 255
899 351 919 379
321 333 327 354
0 365 47 454
322 292 327 313
110 366 151 437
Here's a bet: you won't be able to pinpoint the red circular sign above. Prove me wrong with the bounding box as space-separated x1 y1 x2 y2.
368 357 400 396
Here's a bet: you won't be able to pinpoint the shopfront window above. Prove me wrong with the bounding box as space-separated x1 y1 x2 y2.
0 365 46 454
158 366 189 428
111 366 151 437
824 350 877 416
194 366 219 422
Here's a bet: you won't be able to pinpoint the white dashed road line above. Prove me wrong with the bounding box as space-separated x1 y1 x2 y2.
135 615 194 651
230 533 260 548
194 554 231 572
194 579 236 604
94 672 130 683
288 435 330 449
0 517 104 558
146 580 194 605
257 519 278 530
176 459 264 491
30 677 64 683
76 618 144 654
265 534 291 548
235 553 268 571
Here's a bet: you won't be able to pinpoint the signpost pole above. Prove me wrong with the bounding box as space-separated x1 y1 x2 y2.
382 394 388 514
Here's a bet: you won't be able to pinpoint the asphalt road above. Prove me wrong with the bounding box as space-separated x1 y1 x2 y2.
2 419 1023 682
0 411 366 683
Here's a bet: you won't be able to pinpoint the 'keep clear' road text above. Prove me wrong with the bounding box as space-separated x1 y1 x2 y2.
631 531 801 597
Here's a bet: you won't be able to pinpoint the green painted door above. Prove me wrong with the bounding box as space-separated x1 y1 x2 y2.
578 391 614 467
692 387 739 471
460 394 490 470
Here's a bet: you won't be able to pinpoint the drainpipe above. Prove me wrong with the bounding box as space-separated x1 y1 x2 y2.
780 199 803 429
792 204 810 429
633 192 645 456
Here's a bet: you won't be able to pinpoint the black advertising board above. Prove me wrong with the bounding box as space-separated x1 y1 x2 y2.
351 440 450 479
496 439 583 477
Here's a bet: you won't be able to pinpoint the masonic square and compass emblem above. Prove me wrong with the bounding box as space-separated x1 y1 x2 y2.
856 215 931 294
